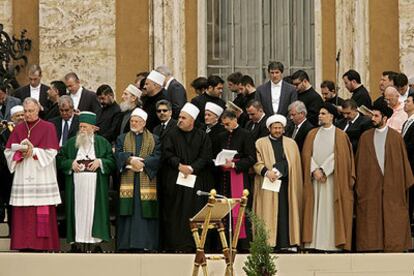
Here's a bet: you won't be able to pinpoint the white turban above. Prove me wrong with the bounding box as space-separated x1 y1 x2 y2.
266 114 287 128
205 102 224 117
181 102 200 120
130 107 148 121
125 84 142 98
10 105 24 116
147 70 166 86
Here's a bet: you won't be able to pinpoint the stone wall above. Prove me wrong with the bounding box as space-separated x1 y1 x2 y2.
0 0 12 34
400 0 414 79
39 0 116 91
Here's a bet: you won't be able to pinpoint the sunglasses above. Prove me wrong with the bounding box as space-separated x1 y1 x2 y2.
157 109 169 113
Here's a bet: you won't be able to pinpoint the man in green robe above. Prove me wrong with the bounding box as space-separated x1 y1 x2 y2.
114 107 161 252
57 111 115 252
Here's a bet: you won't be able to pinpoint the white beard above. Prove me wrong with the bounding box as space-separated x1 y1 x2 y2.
119 101 135 112
75 132 93 149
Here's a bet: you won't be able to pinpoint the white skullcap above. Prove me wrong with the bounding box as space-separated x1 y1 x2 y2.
147 70 166 86
181 102 200 120
266 114 287 128
10 105 24 116
130 107 148 121
205 102 224 117
125 84 142 98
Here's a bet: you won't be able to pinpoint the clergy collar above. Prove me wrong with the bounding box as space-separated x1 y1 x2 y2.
375 125 388 133
268 134 282 141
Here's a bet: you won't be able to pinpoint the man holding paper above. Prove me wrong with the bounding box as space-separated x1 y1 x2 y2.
57 111 115 252
114 108 161 252
216 110 256 251
253 114 303 252
302 103 355 252
161 102 213 252
4 98 61 251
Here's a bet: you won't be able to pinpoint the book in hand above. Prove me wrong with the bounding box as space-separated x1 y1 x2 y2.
214 149 238 166
77 159 95 172
358 105 374 116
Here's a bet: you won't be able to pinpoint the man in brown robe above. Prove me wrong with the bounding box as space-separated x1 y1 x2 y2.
302 103 355 251
355 102 414 252
253 114 303 251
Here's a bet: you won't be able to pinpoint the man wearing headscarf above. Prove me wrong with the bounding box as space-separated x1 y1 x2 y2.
115 108 161 252
57 111 115 252
302 103 355 251
355 101 414 252
253 114 303 252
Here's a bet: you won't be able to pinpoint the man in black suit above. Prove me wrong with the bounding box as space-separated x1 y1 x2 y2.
96 84 121 144
335 99 372 153
44 80 67 120
49 95 79 147
64 72 101 117
286 100 314 153
343 69 372 109
402 94 414 235
291 70 324 126
156 65 187 120
373 71 398 107
245 100 269 142
13 64 50 117
320 80 344 106
255 61 297 117
153 100 177 142
0 85 21 121
143 70 167 132
395 73 414 103
191 75 226 126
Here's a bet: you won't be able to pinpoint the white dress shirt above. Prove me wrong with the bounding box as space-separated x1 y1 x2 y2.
271 80 282 114
70 87 83 110
30 85 41 101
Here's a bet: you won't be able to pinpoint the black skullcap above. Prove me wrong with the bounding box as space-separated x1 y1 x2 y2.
372 100 393 119
320 102 339 119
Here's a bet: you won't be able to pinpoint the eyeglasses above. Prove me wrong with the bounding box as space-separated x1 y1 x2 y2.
157 109 169 113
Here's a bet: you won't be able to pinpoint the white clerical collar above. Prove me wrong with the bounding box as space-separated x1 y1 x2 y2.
165 77 174 89
271 80 282 88
322 124 334 130
375 126 388 133
30 84 40 90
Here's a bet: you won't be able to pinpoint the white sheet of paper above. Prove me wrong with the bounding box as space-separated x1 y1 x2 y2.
262 177 281 192
11 143 28 152
176 172 197 188
214 149 238 166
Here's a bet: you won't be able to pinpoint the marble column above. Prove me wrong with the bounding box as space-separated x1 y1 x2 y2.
151 0 187 84
335 0 369 98
0 0 12 34
39 0 116 91
399 0 414 78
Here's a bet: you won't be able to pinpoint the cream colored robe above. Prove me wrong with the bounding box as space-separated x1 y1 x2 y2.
253 136 303 247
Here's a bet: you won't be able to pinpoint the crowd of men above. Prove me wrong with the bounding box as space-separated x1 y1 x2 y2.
1 62 414 254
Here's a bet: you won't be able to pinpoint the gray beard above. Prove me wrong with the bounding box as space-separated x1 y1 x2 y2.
75 132 93 148
119 101 135 112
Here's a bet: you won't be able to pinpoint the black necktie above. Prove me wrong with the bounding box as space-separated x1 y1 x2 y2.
62 120 69 145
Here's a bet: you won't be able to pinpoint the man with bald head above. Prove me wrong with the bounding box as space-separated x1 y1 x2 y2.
384 85 408 133
160 103 213 252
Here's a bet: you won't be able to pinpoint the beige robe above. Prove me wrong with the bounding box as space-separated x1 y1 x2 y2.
302 127 355 251
253 136 303 247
